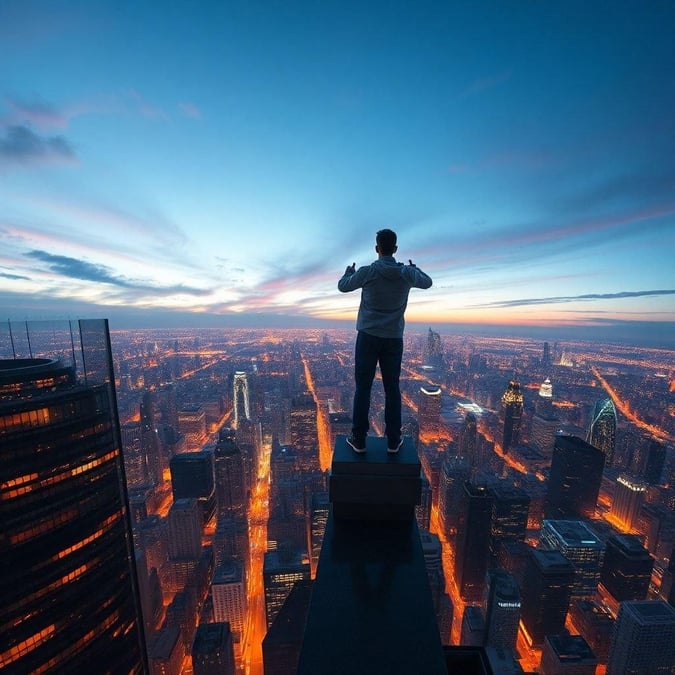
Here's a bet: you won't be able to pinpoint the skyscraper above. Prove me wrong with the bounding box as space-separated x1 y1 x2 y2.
611 474 647 530
600 535 653 603
233 370 250 427
212 559 247 662
540 634 597 675
545 435 605 520
520 549 575 647
455 482 494 601
214 427 247 516
418 384 443 437
459 412 478 474
140 390 163 486
167 497 202 591
191 622 236 675
423 327 444 370
587 397 617 467
606 600 675 674
263 548 310 629
290 393 319 472
437 453 470 537
170 450 216 523
489 483 530 561
0 320 146 673
530 378 560 455
500 380 523 453
539 520 604 597
483 568 521 651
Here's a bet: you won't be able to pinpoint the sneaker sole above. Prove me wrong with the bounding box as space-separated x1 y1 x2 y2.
387 441 403 454
347 439 366 453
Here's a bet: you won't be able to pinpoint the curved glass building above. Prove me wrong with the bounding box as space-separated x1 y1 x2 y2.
0 321 146 673
587 397 617 467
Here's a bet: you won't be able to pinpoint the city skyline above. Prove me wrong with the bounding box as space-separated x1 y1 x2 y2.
1 2 674 343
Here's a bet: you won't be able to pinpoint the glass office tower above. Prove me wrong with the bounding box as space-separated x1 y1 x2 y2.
0 320 146 673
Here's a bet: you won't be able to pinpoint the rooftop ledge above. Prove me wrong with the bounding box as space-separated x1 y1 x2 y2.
297 436 493 674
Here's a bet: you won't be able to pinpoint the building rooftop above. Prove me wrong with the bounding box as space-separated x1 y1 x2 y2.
192 622 230 655
625 600 675 623
542 519 602 548
545 633 597 664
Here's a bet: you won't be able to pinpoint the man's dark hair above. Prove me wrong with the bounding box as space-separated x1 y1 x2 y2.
376 229 397 256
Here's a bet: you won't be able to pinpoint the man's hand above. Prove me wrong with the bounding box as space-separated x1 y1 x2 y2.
408 259 416 267
345 263 356 275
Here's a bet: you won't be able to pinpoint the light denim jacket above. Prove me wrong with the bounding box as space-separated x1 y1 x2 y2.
338 256 432 338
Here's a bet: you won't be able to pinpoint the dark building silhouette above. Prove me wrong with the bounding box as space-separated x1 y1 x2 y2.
455 482 494 601
191 622 236 675
140 390 163 486
423 327 444 370
483 568 521 651
418 384 443 437
459 412 478 475
290 393 320 472
643 438 667 485
520 548 575 647
214 427 247 516
500 380 523 453
170 450 216 523
263 579 313 675
545 435 604 520
540 633 597 675
587 397 617 467
438 453 470 537
600 535 653 603
0 320 146 673
263 547 310 629
460 605 485 646
568 598 614 662
489 483 530 561
607 600 675 674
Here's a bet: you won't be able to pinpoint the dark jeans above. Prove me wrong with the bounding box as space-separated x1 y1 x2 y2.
351 330 404 445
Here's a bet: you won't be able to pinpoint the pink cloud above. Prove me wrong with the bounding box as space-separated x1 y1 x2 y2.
178 102 202 119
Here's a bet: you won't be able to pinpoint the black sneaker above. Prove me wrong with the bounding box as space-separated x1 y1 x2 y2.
347 434 366 453
387 438 403 454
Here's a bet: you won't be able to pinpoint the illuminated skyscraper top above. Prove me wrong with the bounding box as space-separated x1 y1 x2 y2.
587 397 617 467
233 371 250 428
501 380 523 453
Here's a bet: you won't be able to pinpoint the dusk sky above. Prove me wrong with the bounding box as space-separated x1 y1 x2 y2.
1 1 674 341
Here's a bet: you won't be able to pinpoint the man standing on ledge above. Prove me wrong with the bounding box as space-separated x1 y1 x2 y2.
338 229 432 454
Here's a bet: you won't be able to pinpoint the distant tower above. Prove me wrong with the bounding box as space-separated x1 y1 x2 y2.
600 535 653 603
0 325 146 673
520 549 575 647
587 397 617 467
167 498 202 591
233 370 250 427
500 380 523 452
418 384 442 437
121 421 149 487
290 393 320 472
483 568 521 651
606 600 675 674
542 341 552 371
140 390 163 485
643 439 667 485
531 378 560 455
214 428 247 516
545 435 605 520
423 327 444 369
610 474 647 530
459 412 478 473
455 482 494 601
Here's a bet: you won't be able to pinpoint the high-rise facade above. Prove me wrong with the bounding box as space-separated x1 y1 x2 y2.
170 450 216 523
423 327 444 370
214 427 247 516
587 397 617 467
212 559 247 656
606 600 675 674
520 548 575 647
611 475 647 530
455 482 494 601
263 549 310 628
418 384 442 437
600 535 653 603
459 412 478 474
233 370 250 427
0 320 146 673
530 378 560 455
500 380 523 452
191 622 236 675
539 520 604 597
483 568 520 651
140 390 163 486
290 393 319 472
437 454 470 538
545 435 604 520
489 483 530 561
177 404 207 451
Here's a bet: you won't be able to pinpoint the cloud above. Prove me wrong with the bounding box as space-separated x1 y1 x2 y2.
458 70 512 99
469 289 675 309
5 97 68 129
0 270 29 280
26 249 210 296
128 90 168 121
178 102 202 119
0 125 76 165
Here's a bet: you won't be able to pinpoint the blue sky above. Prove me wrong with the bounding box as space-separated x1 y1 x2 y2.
1 1 674 340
